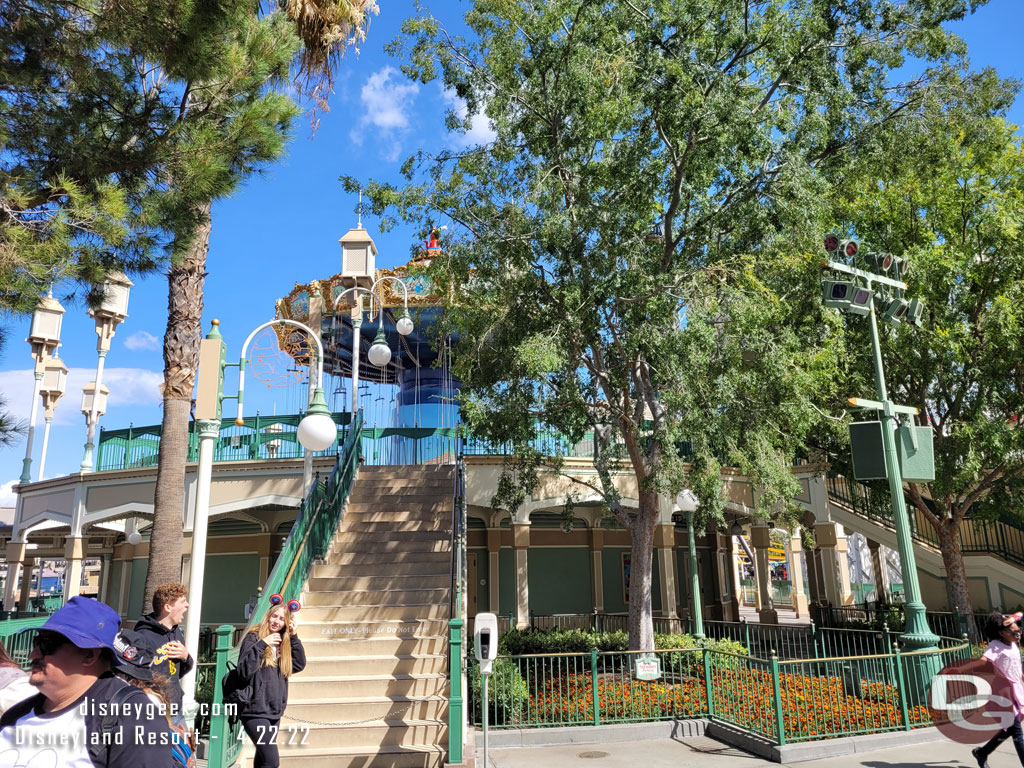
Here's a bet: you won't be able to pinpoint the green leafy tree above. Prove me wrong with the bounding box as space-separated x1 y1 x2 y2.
832 74 1024 623
353 0 979 649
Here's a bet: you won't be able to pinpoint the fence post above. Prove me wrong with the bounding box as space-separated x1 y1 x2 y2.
448 618 464 764
592 608 598 632
591 649 600 726
893 644 911 731
812 621 820 658
882 622 891 652
770 652 786 746
742 617 751 652
206 624 234 768
703 648 715 718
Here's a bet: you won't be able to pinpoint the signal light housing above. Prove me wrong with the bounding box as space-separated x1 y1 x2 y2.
838 239 859 259
823 280 871 316
883 296 910 325
867 252 894 272
908 298 924 328
824 235 840 255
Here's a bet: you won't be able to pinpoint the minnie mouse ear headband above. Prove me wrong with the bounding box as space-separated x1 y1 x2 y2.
269 593 301 613
1003 612 1023 626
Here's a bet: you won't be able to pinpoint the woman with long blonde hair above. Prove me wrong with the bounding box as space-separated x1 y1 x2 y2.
236 596 306 768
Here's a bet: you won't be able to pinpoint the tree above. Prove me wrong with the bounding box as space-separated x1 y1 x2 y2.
144 0 377 601
354 0 980 649
831 71 1024 624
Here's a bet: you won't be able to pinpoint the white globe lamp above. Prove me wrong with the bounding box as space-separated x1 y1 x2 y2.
127 531 142 546
396 309 414 337
367 329 392 367
297 388 337 451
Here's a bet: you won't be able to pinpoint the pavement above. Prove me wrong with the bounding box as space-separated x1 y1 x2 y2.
482 737 1011 767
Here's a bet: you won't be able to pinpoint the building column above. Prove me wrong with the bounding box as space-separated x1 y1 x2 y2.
487 529 501 615
63 537 85 601
590 528 604 614
18 557 35 611
789 532 809 618
512 523 530 629
815 522 854 607
868 539 891 604
99 553 112 604
655 524 678 624
751 525 778 624
3 541 27 611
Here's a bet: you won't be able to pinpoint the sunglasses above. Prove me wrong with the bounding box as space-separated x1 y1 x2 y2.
31 633 69 657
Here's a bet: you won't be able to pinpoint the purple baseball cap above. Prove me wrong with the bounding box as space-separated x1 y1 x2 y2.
21 596 121 651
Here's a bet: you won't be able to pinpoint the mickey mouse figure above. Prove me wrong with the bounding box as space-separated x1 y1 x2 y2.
235 594 306 768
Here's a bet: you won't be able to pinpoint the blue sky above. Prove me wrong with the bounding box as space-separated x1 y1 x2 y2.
2 1 1022 502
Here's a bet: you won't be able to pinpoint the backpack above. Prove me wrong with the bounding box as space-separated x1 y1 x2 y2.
221 660 254 707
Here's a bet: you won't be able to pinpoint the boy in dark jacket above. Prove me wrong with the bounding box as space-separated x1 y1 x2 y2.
135 582 194 726
237 600 306 768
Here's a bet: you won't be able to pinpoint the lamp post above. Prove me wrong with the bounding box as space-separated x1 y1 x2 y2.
675 490 703 639
20 292 65 483
81 272 132 471
181 318 336 719
37 354 68 480
80 381 110 465
821 237 939 686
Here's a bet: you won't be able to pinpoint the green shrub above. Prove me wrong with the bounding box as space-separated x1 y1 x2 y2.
470 658 529 724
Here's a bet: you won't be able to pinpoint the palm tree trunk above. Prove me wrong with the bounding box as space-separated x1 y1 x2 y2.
145 203 212 609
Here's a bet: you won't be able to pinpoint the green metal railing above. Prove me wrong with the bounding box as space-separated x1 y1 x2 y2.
827 475 1024 568
448 452 466 764
0 615 50 666
204 412 363 768
96 413 354 471
469 637 971 744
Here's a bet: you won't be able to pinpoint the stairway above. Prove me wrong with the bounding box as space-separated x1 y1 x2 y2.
279 464 455 768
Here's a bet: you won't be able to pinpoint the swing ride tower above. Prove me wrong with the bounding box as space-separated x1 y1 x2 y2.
271 222 459 462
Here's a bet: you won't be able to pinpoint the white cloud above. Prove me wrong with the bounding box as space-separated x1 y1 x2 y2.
124 331 160 351
441 87 497 147
0 480 17 507
0 367 164 426
351 66 420 160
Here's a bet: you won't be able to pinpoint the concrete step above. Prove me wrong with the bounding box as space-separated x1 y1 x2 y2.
277 744 446 767
288 673 448 699
303 587 450 606
330 539 450 555
344 518 452 532
312 558 449 576
335 530 450 543
358 466 454 476
301 604 449 623
296 618 449 644
284 695 447 722
300 635 448 657
302 654 448 677
303 574 450 591
276 719 446 749
351 478 454 490
345 500 451 513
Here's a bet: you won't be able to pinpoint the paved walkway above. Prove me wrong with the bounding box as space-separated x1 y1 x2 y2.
484 737 1006 767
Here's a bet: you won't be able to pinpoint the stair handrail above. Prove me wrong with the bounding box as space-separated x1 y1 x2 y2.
205 412 363 768
447 449 466 765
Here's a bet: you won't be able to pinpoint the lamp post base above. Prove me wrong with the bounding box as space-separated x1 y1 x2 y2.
80 442 94 472
19 458 32 485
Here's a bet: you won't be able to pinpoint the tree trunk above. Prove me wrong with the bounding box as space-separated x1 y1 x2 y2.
936 516 977 642
145 204 212 610
627 490 659 651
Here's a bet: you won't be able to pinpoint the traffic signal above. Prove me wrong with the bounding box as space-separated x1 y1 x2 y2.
882 295 910 325
908 298 924 328
823 279 872 316
824 235 840 256
892 255 910 279
865 251 895 272
837 239 859 259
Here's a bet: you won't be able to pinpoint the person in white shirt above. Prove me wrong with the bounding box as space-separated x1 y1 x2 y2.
974 612 1024 768
0 642 35 715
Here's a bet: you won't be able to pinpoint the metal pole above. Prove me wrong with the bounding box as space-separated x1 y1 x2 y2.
866 298 937 651
81 346 108 471
38 416 53 480
351 302 362 415
482 672 490 768
687 510 705 639
182 418 219 718
19 372 43 483
302 349 316 497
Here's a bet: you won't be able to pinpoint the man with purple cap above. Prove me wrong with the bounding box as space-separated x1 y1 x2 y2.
0 596 175 767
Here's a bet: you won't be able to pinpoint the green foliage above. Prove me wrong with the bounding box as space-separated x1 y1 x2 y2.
352 0 979 648
469 658 529 724
497 626 747 658
0 0 302 311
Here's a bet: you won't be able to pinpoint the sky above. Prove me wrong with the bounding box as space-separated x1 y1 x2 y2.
2 0 1023 504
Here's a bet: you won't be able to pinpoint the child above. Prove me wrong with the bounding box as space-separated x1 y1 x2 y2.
236 596 306 768
974 612 1024 768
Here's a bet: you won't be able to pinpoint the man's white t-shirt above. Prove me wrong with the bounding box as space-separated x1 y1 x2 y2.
0 698 94 768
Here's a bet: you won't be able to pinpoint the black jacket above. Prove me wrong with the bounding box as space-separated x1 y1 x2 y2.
134 613 195 717
236 632 306 720
0 673 176 767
